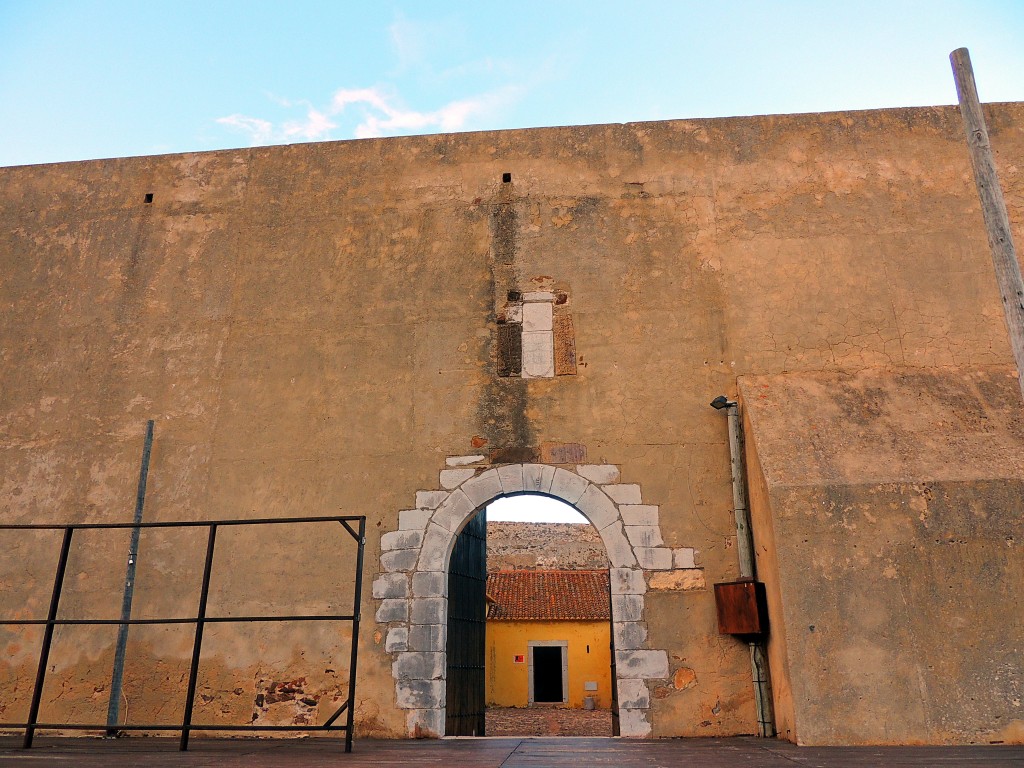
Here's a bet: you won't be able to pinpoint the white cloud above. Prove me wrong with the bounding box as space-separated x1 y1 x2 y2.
216 84 520 146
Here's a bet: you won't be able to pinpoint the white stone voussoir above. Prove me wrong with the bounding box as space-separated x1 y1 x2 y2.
624 525 663 549
417 523 455 572
615 649 669 679
619 504 659 527
439 468 476 490
496 463 525 494
575 464 620 485
549 467 589 504
522 463 546 493
613 621 648 650
618 708 652 737
399 508 432 530
412 571 447 598
372 573 409 599
381 529 424 551
461 469 503 508
612 593 644 622
635 547 673 570
603 484 642 505
375 598 409 623
576 484 619 530
600 521 639 568
610 567 647 595
432 489 475 533
416 490 449 510
617 679 651 710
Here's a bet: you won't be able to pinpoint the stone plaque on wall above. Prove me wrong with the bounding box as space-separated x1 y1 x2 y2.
497 322 522 376
540 441 587 464
553 313 577 375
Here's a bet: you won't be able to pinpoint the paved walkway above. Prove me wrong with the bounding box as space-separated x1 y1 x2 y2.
1 736 1022 767
486 706 613 736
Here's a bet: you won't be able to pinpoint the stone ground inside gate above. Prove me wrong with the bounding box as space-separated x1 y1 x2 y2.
485 706 613 736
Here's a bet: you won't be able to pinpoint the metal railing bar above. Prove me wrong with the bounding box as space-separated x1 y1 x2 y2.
10 723 347 732
339 519 360 542
179 524 217 751
1 614 357 626
322 700 349 727
0 516 363 531
344 516 366 753
23 527 73 750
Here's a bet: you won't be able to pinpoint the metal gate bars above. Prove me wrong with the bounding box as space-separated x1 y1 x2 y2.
0 516 366 752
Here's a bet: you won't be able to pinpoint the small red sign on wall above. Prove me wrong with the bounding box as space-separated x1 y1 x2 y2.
514 654 525 664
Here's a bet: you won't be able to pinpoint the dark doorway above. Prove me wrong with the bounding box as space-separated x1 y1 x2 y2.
531 645 565 703
445 509 487 736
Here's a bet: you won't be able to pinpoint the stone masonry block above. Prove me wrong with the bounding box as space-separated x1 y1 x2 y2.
616 649 669 679
617 678 651 710
600 521 638 568
618 708 652 737
522 463 546 493
432 489 475 533
375 598 409 623
393 651 445 680
461 469 503 508
603 484 642 504
412 571 447 598
446 455 485 467
613 621 648 650
399 508 432 530
576 484 619 530
619 504 659 527
381 549 419 572
407 708 445 738
522 330 554 378
635 547 673 570
575 464 620 485
522 300 553 332
624 525 663 549
612 593 644 622
385 627 408 653
417 523 454 572
610 568 647 595
549 467 589 504
540 464 557 493
409 623 446 652
497 463 524 493
523 291 555 302
396 680 445 709
416 490 449 510
372 572 408 599
381 529 424 551
410 597 447 625
439 468 476 490
673 547 696 569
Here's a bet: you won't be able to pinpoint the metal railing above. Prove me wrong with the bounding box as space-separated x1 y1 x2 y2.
0 516 366 752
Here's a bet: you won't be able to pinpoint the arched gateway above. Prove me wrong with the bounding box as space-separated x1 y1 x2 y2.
373 460 700 738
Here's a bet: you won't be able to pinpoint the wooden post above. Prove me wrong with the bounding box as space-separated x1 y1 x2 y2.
950 47 1024 401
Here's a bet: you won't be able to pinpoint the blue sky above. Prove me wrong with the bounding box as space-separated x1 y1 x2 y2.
2 1 1023 167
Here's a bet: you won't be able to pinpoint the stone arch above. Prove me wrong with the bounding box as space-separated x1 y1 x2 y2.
373 460 698 738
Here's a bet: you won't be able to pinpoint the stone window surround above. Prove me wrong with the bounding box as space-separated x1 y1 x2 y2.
373 460 699 738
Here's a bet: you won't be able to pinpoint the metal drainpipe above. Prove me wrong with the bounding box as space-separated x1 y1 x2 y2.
719 399 776 737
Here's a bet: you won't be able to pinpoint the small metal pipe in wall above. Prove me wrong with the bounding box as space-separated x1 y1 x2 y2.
711 396 776 737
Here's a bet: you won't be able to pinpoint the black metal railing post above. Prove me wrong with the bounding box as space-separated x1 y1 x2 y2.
179 524 217 751
344 517 366 753
23 526 74 749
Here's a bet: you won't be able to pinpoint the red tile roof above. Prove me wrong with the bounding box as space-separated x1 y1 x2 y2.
486 570 610 621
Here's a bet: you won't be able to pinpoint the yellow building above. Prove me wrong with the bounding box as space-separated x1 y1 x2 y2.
486 570 612 710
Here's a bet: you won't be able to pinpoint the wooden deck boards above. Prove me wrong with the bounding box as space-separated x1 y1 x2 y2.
0 736 1021 767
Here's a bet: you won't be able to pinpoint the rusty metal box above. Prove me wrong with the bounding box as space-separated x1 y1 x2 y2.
714 580 769 636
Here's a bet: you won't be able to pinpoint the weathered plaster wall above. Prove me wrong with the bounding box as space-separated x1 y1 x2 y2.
1 101 1022 742
741 368 1024 745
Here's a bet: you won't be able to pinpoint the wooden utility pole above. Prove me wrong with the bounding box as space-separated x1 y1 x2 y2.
950 47 1024 402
